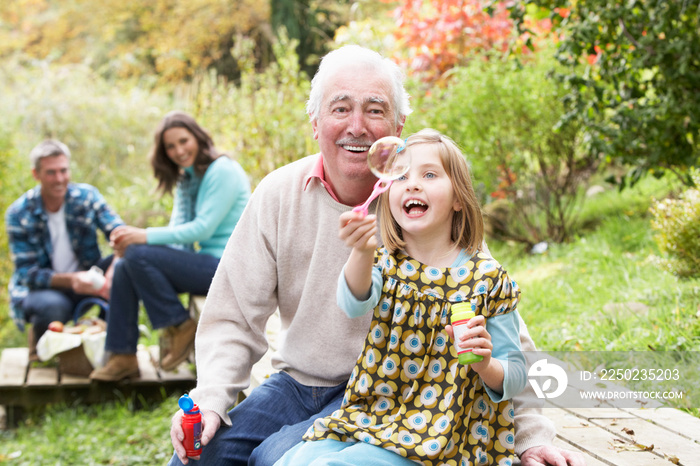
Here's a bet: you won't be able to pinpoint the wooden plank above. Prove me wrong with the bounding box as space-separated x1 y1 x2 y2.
60 373 91 385
189 295 206 320
135 346 159 382
551 436 610 466
589 414 700 465
0 348 29 386
544 406 672 464
26 366 58 386
622 407 700 443
147 346 195 382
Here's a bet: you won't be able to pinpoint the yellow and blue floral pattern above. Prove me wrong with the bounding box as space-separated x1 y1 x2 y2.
304 248 521 465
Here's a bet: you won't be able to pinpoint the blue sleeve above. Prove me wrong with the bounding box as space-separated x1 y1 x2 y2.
336 264 383 318
483 310 527 402
146 159 246 245
5 203 52 290
91 186 124 237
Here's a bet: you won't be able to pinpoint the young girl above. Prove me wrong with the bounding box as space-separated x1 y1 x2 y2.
275 129 526 465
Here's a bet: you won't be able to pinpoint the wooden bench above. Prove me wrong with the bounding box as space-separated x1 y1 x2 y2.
0 295 280 428
0 295 206 427
0 344 196 427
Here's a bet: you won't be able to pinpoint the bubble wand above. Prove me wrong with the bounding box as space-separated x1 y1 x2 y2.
352 136 410 216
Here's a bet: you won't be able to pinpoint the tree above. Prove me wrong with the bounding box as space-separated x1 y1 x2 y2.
508 0 700 187
0 0 270 83
383 0 551 83
270 0 351 78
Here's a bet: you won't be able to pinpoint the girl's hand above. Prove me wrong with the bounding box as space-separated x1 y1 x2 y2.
339 211 378 253
446 315 493 373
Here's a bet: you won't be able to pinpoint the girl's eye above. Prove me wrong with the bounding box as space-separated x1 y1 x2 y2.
425 172 436 179
397 175 407 181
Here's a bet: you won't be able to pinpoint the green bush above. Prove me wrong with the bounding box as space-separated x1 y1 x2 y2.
189 33 314 188
405 47 599 247
651 170 700 278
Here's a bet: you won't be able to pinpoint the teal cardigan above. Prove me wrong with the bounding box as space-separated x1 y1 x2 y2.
146 157 250 258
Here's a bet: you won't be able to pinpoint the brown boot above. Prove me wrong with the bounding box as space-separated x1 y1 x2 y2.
160 318 197 371
90 354 140 381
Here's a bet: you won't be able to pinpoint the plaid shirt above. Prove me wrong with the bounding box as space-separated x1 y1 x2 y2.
5 183 123 329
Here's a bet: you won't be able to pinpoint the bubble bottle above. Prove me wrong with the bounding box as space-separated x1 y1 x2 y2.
178 394 202 457
450 302 483 365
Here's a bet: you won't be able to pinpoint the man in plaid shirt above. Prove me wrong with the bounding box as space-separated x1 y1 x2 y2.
5 139 124 359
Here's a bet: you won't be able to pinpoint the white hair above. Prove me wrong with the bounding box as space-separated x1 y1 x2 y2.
29 139 71 170
306 45 412 126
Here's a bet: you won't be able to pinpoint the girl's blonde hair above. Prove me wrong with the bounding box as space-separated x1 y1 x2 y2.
378 128 484 256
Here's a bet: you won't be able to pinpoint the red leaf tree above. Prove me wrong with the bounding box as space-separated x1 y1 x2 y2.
385 0 551 82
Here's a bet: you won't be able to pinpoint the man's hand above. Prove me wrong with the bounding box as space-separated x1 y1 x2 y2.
71 271 102 296
520 445 587 466
170 408 220 464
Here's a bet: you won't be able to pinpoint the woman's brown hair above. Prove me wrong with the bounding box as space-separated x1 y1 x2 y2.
150 111 222 195
378 129 484 256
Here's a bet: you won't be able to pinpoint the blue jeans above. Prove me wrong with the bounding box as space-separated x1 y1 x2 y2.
168 372 347 466
275 439 418 466
22 257 113 340
106 245 219 354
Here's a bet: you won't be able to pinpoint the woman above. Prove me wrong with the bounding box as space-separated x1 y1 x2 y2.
90 111 250 381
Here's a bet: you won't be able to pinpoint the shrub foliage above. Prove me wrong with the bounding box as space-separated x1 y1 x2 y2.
406 49 598 247
651 170 700 278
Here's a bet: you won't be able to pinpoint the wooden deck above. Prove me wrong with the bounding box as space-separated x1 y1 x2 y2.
0 344 197 426
523 352 700 466
0 297 280 428
541 397 700 465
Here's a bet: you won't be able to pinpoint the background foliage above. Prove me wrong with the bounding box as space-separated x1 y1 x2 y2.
189 33 314 188
508 0 700 188
0 0 270 83
1 0 699 462
405 48 597 247
651 169 700 278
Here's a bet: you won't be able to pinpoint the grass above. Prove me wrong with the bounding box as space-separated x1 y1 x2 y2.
491 177 700 354
490 177 700 416
0 396 177 465
2 176 699 462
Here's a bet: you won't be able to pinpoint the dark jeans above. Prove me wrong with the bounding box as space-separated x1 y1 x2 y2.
105 244 219 354
167 372 347 466
22 256 113 340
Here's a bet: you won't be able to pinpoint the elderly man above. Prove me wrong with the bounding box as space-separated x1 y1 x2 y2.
6 139 123 359
169 46 585 466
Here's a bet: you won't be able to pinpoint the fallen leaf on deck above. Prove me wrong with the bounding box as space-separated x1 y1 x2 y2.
610 441 654 452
